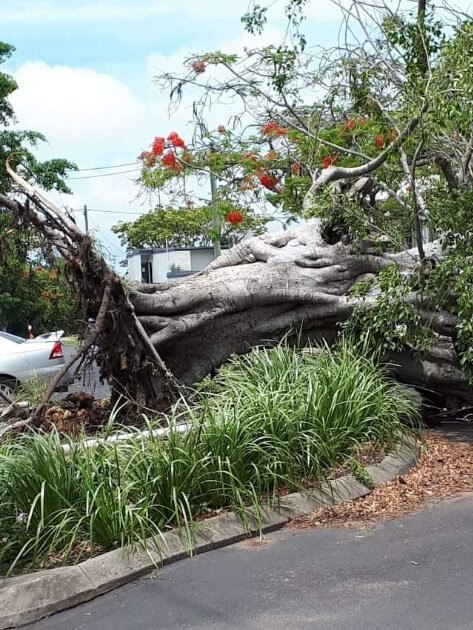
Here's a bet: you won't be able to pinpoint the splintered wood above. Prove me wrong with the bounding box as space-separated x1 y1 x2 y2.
290 432 473 530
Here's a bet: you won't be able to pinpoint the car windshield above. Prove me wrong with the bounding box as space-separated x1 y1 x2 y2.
0 332 26 344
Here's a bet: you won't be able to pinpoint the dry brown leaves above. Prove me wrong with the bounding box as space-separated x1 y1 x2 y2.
290 432 473 531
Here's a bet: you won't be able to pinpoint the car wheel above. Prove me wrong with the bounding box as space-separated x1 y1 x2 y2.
0 378 17 400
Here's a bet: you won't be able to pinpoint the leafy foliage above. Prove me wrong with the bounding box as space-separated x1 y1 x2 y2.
346 266 432 353
0 225 80 335
129 125 304 250
0 42 79 334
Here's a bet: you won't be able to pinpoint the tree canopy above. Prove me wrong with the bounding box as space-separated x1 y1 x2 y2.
144 0 473 379
0 42 79 335
112 204 267 250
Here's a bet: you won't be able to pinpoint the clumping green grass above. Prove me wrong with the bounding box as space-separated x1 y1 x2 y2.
14 376 57 407
61 335 79 347
0 340 419 575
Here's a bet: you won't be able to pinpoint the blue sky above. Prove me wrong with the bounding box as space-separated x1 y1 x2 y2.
5 1 249 92
3 1 341 266
3 0 436 266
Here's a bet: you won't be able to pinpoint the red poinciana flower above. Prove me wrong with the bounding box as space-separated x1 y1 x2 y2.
226 210 244 226
340 118 357 134
243 152 259 162
262 121 288 136
191 59 206 74
162 150 180 170
139 151 157 167
167 132 186 148
258 170 279 189
265 150 279 160
322 154 338 169
374 134 385 150
151 136 165 156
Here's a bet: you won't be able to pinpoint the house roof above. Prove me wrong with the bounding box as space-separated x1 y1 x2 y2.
126 246 227 257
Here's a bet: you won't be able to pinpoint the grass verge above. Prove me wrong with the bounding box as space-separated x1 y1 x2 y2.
0 340 419 575
61 335 79 347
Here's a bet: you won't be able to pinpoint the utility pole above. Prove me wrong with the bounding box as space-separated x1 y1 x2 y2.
210 171 221 258
83 204 89 235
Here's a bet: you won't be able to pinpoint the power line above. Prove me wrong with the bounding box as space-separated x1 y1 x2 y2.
76 207 292 219
67 168 141 180
72 208 145 216
66 161 140 172
88 218 126 257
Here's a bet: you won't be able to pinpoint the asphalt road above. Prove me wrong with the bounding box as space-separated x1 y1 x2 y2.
27 492 473 630
63 347 110 400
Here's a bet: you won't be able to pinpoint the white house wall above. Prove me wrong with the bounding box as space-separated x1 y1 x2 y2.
190 249 215 271
127 253 143 282
171 250 192 271
151 251 170 283
127 247 222 283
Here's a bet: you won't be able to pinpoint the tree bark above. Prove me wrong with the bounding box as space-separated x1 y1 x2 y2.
125 219 470 402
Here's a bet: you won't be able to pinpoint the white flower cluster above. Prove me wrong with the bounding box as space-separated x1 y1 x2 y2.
395 324 407 338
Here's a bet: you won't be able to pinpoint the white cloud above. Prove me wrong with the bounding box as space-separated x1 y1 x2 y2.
9 62 155 267
10 62 147 161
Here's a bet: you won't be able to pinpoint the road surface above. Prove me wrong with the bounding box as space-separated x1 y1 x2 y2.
63 347 110 400
26 491 473 630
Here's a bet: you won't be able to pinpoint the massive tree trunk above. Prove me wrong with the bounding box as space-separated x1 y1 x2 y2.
127 219 471 402
130 221 371 383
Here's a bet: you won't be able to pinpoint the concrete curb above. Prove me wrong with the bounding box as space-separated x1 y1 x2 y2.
0 436 419 629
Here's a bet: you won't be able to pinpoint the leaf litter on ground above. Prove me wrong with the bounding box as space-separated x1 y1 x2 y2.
289 431 473 531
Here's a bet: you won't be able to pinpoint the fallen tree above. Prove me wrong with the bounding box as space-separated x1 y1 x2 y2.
130 220 454 385
3 164 471 413
2 0 473 419
124 220 472 402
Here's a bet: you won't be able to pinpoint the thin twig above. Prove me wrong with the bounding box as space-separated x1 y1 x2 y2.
410 137 426 261
0 388 15 406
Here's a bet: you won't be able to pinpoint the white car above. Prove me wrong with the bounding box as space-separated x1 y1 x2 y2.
0 331 69 399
